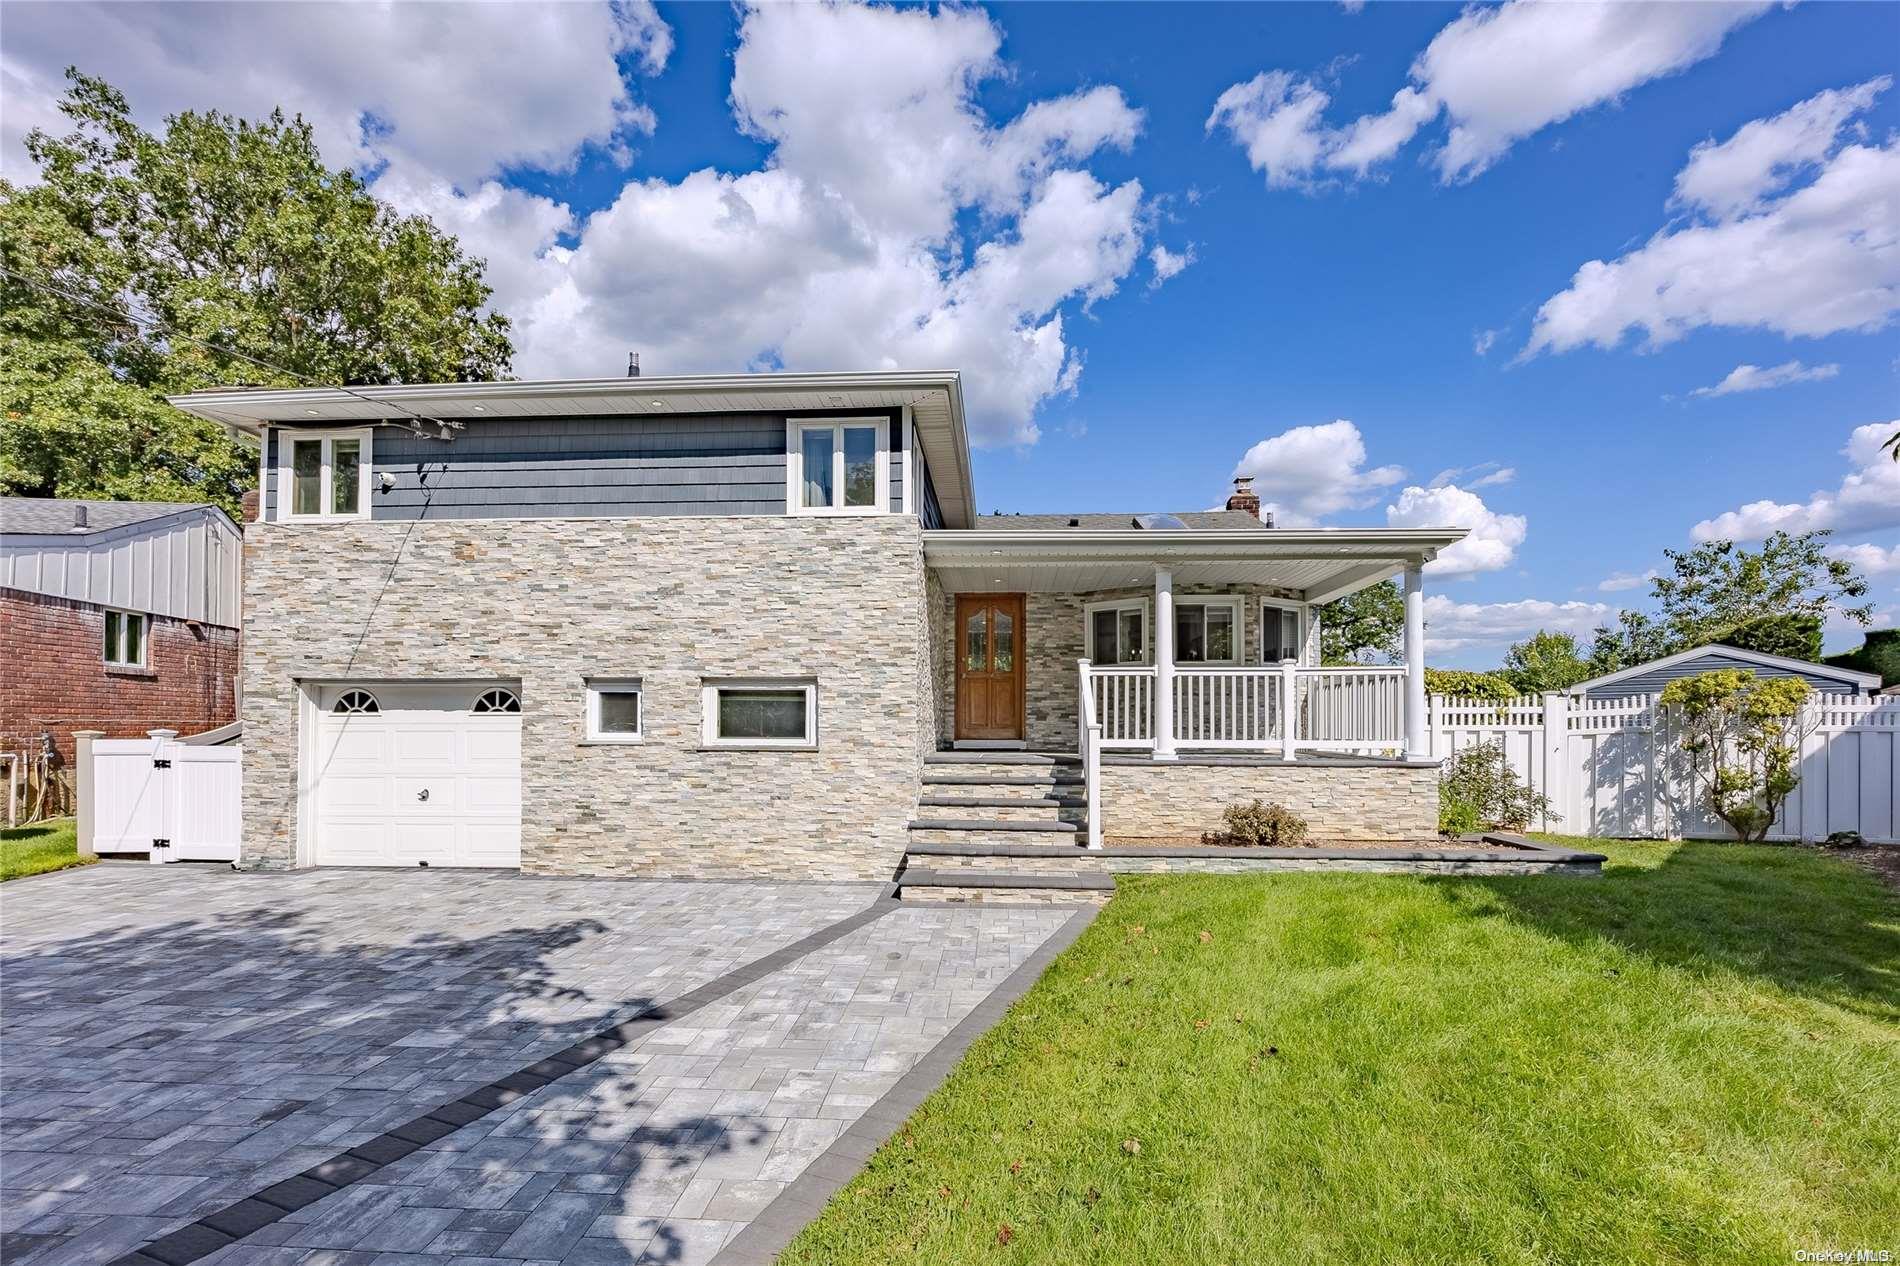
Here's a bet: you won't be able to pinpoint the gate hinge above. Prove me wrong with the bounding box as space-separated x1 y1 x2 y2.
153 758 172 769
152 838 170 849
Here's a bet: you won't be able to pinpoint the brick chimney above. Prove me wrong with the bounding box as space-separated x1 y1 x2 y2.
1225 475 1262 520
240 488 261 524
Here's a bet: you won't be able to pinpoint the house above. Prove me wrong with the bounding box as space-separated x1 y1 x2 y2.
168 371 1465 882
1 498 243 808
1564 644 1882 702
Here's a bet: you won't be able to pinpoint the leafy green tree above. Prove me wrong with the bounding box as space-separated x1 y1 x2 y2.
1824 629 1900 687
1318 580 1403 665
1588 532 1870 675
1502 630 1593 693
0 70 513 517
1719 613 1824 662
1661 669 1811 841
1423 668 1519 701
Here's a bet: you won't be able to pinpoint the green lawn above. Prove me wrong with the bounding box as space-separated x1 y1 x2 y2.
786 840 1900 1265
1 818 91 881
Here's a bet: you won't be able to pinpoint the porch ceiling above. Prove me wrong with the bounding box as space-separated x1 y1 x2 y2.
921 528 1466 602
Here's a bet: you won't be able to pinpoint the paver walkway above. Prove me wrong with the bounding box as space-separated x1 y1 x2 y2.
1 865 1080 1266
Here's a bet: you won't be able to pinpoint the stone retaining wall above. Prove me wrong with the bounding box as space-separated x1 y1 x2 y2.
242 515 927 879
1100 757 1438 843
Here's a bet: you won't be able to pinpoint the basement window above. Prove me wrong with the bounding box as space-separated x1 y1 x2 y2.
103 609 147 668
701 679 817 749
585 679 643 743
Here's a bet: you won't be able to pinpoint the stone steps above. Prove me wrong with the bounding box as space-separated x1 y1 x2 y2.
908 819 1085 848
895 868 1113 905
917 794 1088 823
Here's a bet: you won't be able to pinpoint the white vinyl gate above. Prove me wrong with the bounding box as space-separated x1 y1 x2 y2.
91 730 242 862
1428 693 1900 843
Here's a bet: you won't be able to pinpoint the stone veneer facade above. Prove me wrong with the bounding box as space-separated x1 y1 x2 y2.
241 515 927 879
1098 757 1438 844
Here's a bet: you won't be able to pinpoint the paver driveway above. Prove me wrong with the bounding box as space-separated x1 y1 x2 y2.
0 865 1081 1265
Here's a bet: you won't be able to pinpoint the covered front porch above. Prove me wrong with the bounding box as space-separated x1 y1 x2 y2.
920 523 1464 849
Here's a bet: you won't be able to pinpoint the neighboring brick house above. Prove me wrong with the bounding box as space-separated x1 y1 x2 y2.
167 371 1463 883
1 499 242 804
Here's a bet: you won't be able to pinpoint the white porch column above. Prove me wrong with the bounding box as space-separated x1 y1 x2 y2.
1153 566 1177 760
1403 564 1428 760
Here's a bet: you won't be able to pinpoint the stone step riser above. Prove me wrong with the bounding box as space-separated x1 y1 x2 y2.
909 828 1084 848
922 768 1081 784
920 779 1085 796
900 887 1111 906
916 802 1087 823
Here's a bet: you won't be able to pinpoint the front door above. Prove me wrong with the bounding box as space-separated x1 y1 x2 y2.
955 594 1025 741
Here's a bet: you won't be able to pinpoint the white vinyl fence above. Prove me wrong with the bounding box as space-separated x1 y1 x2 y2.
88 729 242 862
1429 693 1900 843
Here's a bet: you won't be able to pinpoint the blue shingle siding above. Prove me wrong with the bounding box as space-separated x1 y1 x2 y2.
1579 650 1865 700
918 450 944 530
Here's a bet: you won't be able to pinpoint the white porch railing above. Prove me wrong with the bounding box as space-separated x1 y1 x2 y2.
1083 661 1409 758
1076 659 1104 849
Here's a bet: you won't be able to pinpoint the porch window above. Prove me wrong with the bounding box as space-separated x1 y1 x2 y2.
280 429 372 520
1261 601 1303 664
1175 599 1240 665
787 419 886 515
1084 600 1147 665
702 678 817 748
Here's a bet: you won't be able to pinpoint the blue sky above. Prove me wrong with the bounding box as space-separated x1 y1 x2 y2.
4 1 1896 664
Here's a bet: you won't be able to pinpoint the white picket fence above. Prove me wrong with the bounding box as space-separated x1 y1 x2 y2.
90 730 242 862
1428 693 1900 843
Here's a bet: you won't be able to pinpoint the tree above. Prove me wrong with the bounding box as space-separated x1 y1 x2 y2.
1318 580 1403 665
1720 612 1823 662
1502 630 1593 693
1423 668 1518 701
1660 669 1811 842
1587 531 1870 674
0 70 514 517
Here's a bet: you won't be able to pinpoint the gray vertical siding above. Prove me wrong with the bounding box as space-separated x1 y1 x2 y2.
260 409 927 524
1580 650 1869 699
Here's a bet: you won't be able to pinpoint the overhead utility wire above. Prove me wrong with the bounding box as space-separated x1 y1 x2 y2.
0 263 464 440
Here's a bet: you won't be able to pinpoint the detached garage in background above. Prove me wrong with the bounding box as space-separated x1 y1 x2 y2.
1565 643 1882 702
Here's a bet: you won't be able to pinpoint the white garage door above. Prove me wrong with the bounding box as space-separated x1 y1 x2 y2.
312 683 522 868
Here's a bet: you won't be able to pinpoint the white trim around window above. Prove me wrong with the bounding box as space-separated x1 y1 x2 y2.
700 677 818 749
785 418 889 516
278 428 373 521
1173 596 1244 665
1083 598 1150 666
1260 598 1306 665
584 679 644 744
103 608 148 668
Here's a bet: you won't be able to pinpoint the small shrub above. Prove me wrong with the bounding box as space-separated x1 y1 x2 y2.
1438 740 1556 834
1203 800 1309 847
1824 830 1865 850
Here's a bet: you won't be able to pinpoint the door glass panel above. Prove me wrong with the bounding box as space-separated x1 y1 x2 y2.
331 438 361 514
842 426 878 507
801 428 834 508
1118 609 1145 663
992 609 1013 672
1207 606 1234 662
718 689 807 740
965 610 988 672
291 439 322 514
1091 610 1118 664
1175 605 1205 663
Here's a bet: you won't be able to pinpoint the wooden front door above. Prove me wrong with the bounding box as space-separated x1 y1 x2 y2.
955 594 1025 741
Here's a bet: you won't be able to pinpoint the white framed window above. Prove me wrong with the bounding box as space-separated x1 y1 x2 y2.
1174 597 1242 665
473 688 521 714
1260 599 1305 664
585 679 643 743
103 609 147 668
1084 599 1149 665
786 418 888 515
701 678 817 749
279 428 372 520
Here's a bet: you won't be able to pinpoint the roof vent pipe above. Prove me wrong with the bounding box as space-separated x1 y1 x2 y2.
73 504 87 530
627 352 640 378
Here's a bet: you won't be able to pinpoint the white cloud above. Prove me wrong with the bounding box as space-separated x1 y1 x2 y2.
1673 77 1890 220
1827 542 1900 576
1423 595 1614 653
1148 244 1196 289
1230 420 1404 526
1597 568 1660 593
1385 484 1527 577
1692 422 1900 541
1473 328 1500 356
1688 360 1841 398
1206 1 1767 189
6 2 1157 447
1528 83 1900 356
1428 462 1514 490
1 2 671 186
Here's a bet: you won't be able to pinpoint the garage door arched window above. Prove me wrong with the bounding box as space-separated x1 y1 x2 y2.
472 688 521 714
332 689 380 715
